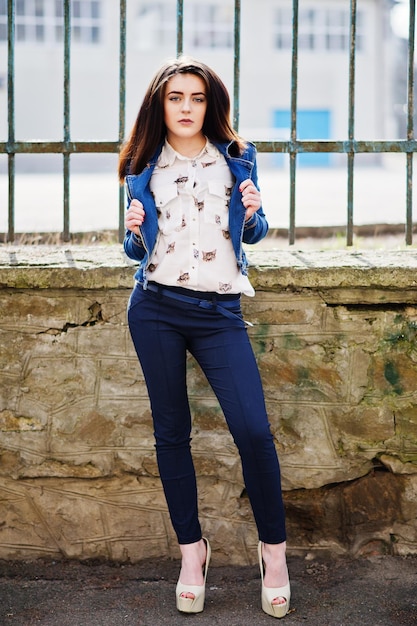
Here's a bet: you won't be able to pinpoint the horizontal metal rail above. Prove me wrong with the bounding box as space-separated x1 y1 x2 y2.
2 139 417 155
1 141 122 154
255 140 417 154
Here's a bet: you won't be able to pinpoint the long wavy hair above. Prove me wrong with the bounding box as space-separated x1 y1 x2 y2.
118 56 246 182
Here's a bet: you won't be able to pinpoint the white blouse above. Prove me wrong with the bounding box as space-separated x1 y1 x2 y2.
147 139 254 297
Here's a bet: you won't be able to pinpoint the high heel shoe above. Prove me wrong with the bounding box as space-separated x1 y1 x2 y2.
176 538 211 614
258 541 291 619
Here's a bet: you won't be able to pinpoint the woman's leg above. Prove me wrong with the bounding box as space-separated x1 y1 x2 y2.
189 320 286 545
190 318 289 601
128 286 202 545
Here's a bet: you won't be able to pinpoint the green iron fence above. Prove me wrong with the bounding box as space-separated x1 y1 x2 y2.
1 0 416 245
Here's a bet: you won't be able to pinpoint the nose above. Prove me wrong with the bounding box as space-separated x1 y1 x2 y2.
181 97 191 112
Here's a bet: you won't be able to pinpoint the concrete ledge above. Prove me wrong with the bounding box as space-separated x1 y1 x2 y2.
1 245 417 294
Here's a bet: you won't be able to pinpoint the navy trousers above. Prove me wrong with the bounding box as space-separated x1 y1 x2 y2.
128 282 286 545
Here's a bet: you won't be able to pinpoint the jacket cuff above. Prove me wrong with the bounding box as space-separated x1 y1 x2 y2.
244 213 257 230
131 232 145 247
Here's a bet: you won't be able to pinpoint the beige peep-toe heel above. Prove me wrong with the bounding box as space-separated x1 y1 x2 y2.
258 541 291 619
176 538 211 614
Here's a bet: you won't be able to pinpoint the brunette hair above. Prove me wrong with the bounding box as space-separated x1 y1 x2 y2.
118 56 246 182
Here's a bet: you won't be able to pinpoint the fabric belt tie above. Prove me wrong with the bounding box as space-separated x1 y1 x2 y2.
143 283 253 326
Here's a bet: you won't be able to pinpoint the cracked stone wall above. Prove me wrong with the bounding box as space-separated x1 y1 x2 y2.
1 246 417 564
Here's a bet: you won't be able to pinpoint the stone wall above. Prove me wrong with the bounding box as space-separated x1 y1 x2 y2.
1 246 417 565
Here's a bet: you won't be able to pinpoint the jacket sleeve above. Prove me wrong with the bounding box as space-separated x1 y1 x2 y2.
123 229 146 262
242 150 269 244
123 181 147 262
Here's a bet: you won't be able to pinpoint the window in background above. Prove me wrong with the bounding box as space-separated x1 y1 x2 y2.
0 0 102 44
55 0 102 44
136 1 233 51
0 0 7 41
274 6 364 52
184 3 233 49
136 3 176 49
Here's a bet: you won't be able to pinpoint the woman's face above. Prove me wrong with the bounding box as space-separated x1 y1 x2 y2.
163 73 207 147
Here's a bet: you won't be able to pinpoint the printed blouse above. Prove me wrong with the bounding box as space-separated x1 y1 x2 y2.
147 139 254 296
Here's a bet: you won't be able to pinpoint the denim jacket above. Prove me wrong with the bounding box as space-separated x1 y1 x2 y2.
123 140 269 286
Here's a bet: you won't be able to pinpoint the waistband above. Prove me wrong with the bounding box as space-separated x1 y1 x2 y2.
139 282 252 326
147 282 240 302
144 282 240 308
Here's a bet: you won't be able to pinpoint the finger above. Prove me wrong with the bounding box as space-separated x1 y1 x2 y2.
243 188 258 199
128 211 143 223
127 204 145 221
242 192 260 207
243 189 259 205
125 212 143 233
239 178 252 193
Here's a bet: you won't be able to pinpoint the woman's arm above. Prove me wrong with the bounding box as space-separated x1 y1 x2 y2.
123 197 147 261
241 156 269 244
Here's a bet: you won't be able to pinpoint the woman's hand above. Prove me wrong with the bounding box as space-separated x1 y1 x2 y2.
239 179 261 222
125 199 145 235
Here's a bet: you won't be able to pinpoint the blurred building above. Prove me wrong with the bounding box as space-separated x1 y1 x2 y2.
0 0 398 170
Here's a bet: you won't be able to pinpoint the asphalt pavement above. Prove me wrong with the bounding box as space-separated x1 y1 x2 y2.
1 553 416 625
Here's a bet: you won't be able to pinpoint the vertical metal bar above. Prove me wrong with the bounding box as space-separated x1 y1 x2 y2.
233 0 241 131
176 0 184 56
406 0 415 245
118 0 127 243
62 0 71 241
347 0 357 246
289 0 299 245
7 0 15 243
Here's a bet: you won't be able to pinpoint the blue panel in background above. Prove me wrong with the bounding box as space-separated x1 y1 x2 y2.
273 109 331 167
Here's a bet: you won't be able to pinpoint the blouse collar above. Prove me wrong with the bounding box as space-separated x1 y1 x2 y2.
157 137 220 168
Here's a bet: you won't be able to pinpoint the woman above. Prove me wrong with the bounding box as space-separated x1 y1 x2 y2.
119 56 290 619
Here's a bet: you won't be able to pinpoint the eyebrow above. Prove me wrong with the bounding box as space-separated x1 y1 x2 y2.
167 90 206 96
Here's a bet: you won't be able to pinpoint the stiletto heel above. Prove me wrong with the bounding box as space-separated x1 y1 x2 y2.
176 538 211 613
258 541 290 619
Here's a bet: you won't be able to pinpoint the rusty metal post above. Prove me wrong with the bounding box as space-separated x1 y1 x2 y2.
233 0 241 132
289 0 299 245
7 0 15 243
177 0 184 56
406 0 415 245
62 0 71 242
347 0 357 247
118 0 127 243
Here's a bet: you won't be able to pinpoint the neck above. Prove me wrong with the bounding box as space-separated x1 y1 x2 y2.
167 134 206 158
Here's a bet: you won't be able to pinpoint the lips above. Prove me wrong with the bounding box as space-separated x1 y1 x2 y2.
179 119 193 124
